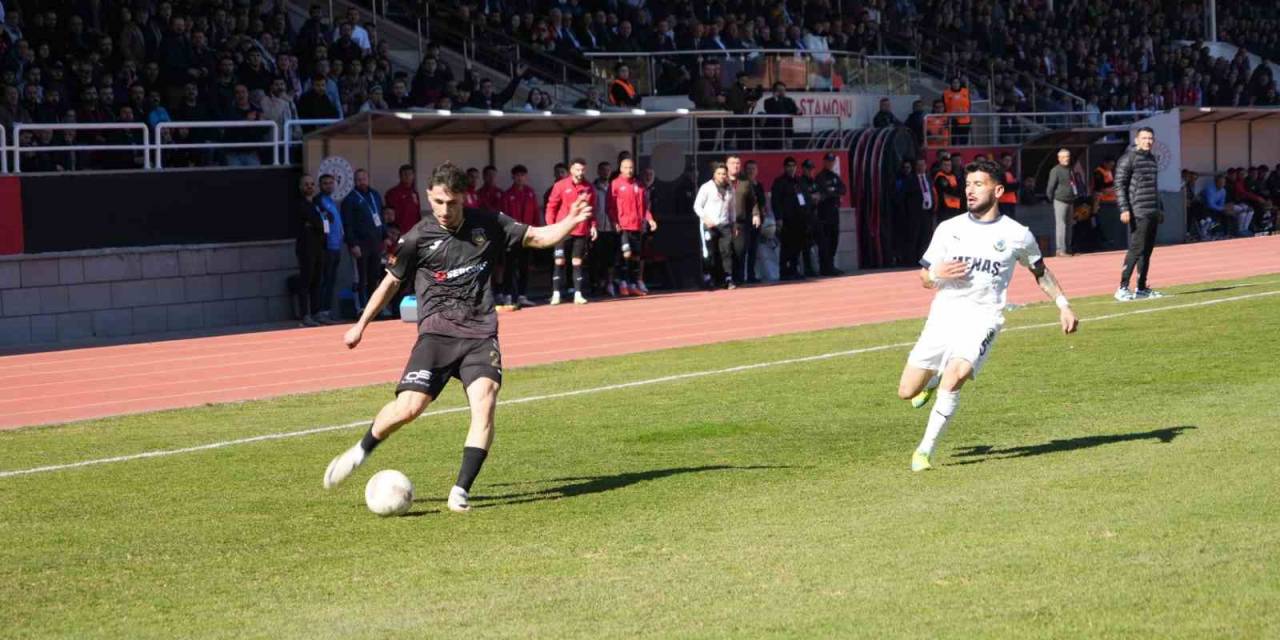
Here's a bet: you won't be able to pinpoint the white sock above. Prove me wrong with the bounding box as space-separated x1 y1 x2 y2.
917 390 959 455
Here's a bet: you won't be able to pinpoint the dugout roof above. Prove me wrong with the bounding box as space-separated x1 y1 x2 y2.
1177 107 1280 124
308 109 702 139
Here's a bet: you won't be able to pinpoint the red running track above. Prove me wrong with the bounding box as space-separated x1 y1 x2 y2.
2 236 1276 429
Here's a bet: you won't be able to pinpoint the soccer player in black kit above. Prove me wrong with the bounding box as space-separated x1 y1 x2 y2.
323 162 594 512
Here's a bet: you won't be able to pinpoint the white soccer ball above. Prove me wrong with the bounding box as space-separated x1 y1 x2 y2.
364 469 414 517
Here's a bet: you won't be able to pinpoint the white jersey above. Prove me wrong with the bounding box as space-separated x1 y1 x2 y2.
920 213 1042 320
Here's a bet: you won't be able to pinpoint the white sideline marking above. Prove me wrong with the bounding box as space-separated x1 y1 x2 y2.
2 289 1277 479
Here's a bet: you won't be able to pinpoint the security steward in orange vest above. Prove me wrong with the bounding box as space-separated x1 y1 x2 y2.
926 98 951 147
998 152 1019 219
934 156 964 220
608 63 642 107
943 78 972 145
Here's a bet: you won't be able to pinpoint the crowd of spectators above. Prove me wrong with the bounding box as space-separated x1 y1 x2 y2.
444 0 1277 112
0 0 408 169
2 0 1278 174
1186 164 1278 241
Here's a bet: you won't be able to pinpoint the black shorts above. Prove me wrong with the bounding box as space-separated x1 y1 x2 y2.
554 236 591 261
395 334 503 398
619 231 646 256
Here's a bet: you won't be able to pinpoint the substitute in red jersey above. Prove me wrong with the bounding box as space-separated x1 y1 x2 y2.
465 167 481 208
609 157 658 296
477 165 505 212
501 164 539 307
384 164 422 230
544 158 598 305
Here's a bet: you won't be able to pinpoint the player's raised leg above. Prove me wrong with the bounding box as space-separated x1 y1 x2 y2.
449 376 500 512
898 365 941 409
912 358 971 472
324 390 432 489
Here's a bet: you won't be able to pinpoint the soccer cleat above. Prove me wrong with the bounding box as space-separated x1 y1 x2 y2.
516 295 535 308
574 291 589 305
636 282 650 295
550 291 562 305
301 315 321 327
910 387 934 409
618 281 631 297
1114 287 1134 302
322 444 367 489
911 451 933 472
1134 288 1164 300
447 486 470 513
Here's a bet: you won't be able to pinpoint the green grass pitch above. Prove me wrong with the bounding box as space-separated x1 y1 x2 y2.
2 275 1278 639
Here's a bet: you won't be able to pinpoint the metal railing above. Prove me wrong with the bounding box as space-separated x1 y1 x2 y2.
584 49 915 97
283 119 341 165
13 122 151 172
922 111 1100 148
639 113 845 156
155 121 279 168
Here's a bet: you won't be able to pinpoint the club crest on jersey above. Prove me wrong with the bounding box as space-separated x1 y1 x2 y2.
471 228 487 245
993 239 1007 252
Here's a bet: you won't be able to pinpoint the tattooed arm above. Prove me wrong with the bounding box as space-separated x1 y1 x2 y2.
1028 259 1079 334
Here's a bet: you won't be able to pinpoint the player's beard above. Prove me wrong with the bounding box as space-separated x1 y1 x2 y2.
968 193 996 217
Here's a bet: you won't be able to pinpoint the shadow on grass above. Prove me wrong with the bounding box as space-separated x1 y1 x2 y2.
458 464 793 509
949 426 1196 465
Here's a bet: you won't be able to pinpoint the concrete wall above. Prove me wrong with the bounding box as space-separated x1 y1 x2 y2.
0 240 297 346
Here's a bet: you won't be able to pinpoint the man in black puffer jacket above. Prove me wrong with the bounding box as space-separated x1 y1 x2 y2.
1114 127 1164 301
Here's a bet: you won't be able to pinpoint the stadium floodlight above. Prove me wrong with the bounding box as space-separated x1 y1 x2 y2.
395 112 413 120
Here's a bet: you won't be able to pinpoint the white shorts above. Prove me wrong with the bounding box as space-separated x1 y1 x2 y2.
906 313 1003 379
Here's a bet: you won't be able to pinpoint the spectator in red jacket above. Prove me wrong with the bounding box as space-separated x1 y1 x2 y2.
383 164 421 230
501 164 540 308
545 157 597 305
610 157 658 296
477 165 504 212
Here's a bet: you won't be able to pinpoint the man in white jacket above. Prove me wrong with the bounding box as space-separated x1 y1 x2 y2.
694 162 738 289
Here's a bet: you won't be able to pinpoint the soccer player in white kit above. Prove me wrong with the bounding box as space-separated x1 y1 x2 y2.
898 158 1079 471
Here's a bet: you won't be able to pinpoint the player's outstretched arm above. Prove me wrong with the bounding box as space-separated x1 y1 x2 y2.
343 272 403 349
1028 260 1079 334
524 195 592 249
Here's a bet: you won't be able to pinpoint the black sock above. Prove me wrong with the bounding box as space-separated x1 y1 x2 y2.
455 446 488 492
552 264 563 294
572 264 584 294
359 427 382 454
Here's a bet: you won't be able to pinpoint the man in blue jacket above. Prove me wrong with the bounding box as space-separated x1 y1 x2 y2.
316 174 345 324
342 168 388 314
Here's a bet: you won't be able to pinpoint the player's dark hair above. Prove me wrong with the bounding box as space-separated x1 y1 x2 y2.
598 161 610 170
429 162 469 194
711 162 727 173
570 157 587 168
554 162 567 170
745 159 757 166
319 173 334 182
483 165 496 173
1137 126 1154 136
965 158 1003 183
398 163 413 173
512 164 528 175
783 156 796 166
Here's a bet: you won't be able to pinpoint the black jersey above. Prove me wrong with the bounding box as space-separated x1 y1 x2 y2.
387 208 529 338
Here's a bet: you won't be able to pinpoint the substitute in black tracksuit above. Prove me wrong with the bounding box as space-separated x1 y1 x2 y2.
813 153 848 275
1114 127 1163 299
772 157 815 279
